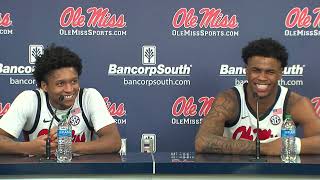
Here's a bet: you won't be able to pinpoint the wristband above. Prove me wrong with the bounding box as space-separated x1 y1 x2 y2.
295 137 301 155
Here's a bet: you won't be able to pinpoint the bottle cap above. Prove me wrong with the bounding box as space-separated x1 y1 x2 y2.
62 114 68 121
285 114 292 120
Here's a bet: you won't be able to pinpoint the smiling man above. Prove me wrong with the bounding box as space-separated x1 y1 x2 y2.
195 38 320 155
0 45 121 156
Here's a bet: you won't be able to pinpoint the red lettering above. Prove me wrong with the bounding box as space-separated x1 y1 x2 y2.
0 103 10 116
37 129 49 137
172 96 197 117
0 13 12 27
285 7 312 28
253 128 272 141
72 130 86 142
172 8 198 28
312 7 320 28
233 126 272 141
233 126 253 140
87 7 126 28
198 97 214 116
311 97 320 117
199 8 238 29
60 7 85 27
104 97 126 117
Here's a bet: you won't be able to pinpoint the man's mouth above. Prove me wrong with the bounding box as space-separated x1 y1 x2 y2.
256 84 269 92
63 94 74 100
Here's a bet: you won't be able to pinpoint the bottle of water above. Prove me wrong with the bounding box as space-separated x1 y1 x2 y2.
281 114 296 163
57 114 72 163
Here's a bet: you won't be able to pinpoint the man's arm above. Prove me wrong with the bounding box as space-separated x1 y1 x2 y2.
262 93 320 155
72 123 121 154
0 128 56 155
288 92 320 154
195 89 256 154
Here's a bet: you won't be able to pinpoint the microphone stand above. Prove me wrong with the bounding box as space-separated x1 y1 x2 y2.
250 95 266 162
45 109 57 160
41 96 64 162
40 109 57 162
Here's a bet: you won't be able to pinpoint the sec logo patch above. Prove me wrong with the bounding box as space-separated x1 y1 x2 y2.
69 115 80 126
270 115 281 125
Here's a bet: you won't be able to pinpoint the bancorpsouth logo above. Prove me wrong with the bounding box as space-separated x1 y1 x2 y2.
59 7 127 36
219 64 305 76
0 44 43 85
0 45 44 75
0 12 14 35
171 96 214 125
29 45 44 64
108 45 192 77
219 64 305 87
171 8 239 37
104 97 127 125
284 7 320 37
142 45 156 65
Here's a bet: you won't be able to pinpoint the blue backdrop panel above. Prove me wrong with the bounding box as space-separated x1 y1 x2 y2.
0 0 319 152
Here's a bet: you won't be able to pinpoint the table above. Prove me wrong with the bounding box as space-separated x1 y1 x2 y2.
0 153 153 175
155 152 320 175
1 152 320 179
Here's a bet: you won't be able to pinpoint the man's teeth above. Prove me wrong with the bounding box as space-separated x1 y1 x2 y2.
64 95 73 99
257 84 268 90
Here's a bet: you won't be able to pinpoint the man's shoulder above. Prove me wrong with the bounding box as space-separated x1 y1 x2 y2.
81 88 102 97
16 90 39 100
80 88 104 106
288 91 308 103
217 88 238 100
213 88 239 111
287 91 310 111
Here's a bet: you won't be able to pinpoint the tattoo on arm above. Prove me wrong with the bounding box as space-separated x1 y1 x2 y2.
196 90 255 154
200 133 255 154
0 135 15 142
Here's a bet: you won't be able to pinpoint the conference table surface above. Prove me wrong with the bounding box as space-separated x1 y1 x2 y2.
1 152 320 175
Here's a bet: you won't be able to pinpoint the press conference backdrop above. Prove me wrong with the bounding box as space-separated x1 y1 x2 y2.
0 0 319 152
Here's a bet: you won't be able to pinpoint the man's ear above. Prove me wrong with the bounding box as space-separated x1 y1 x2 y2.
41 81 48 92
245 65 249 78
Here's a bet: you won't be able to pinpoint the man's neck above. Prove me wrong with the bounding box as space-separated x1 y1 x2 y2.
246 85 279 115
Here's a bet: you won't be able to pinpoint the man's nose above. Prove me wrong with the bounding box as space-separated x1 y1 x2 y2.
64 83 73 92
258 72 268 80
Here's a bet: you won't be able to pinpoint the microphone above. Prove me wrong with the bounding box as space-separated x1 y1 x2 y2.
45 95 64 160
250 92 266 162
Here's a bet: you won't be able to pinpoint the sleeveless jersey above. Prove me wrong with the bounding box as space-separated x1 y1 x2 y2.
23 88 94 143
223 83 290 143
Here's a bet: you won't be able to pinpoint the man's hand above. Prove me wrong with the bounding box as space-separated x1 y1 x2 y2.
49 127 58 154
261 138 281 156
27 131 58 156
27 135 56 155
